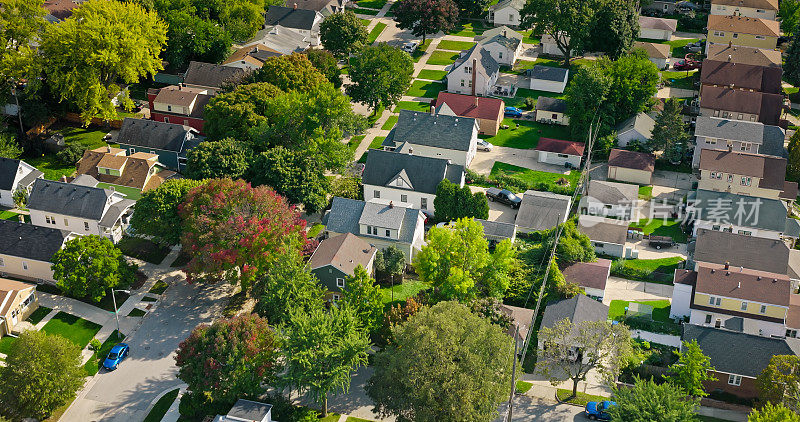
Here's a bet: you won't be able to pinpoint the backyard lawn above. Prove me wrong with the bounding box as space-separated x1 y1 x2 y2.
628 218 687 243
25 126 112 180
381 115 398 130
117 236 171 264
367 22 386 44
41 311 102 349
96 182 142 200
24 154 76 181
617 256 684 275
353 7 379 15
479 118 571 149
661 70 698 90
27 305 52 325
379 280 430 305
394 100 431 113
355 0 387 9
490 162 580 192
608 299 672 322
638 185 653 200
427 50 460 65
436 40 475 51
0 335 17 355
417 69 447 81
406 80 445 98
504 88 566 109
508 58 563 75
667 38 701 57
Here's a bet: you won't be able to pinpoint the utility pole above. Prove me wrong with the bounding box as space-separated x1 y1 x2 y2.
506 325 520 422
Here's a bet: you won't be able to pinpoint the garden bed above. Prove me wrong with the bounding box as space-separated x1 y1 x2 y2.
477 162 580 195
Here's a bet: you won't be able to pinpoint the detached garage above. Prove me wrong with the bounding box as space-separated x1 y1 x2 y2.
536 138 585 168
639 16 677 41
526 65 569 93
607 148 656 185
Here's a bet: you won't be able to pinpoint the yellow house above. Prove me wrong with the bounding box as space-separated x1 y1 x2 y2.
0 278 38 336
706 15 779 52
710 0 778 21
697 149 798 202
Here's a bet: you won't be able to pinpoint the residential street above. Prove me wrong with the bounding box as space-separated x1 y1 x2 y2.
496 396 586 421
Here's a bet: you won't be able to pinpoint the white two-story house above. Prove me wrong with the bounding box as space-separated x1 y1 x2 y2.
0 157 43 208
487 0 524 27
476 26 524 66
382 110 479 167
446 45 500 97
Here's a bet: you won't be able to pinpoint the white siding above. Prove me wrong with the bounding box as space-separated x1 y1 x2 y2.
535 110 569 126
617 129 649 148
490 5 521 27
670 282 693 319
481 42 517 66
537 151 581 168
689 309 786 337
710 4 776 20
529 78 567 93
640 28 673 41
363 185 437 215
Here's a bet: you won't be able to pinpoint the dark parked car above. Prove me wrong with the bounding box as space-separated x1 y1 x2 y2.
485 187 522 209
585 400 616 421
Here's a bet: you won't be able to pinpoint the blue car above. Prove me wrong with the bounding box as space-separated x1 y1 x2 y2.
103 343 129 371
504 106 523 118
585 400 615 420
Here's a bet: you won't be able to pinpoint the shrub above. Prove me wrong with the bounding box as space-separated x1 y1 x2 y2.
523 97 536 110
56 144 85 165
89 338 101 352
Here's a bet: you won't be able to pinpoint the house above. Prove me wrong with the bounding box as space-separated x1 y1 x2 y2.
476 26 524 66
638 16 677 41
74 147 177 193
706 15 780 53
633 41 671 70
182 61 248 95
561 259 612 301
213 399 273 422
500 304 534 354
309 233 376 301
642 0 678 15
222 44 283 71
692 117 787 168
710 0 778 20
706 44 782 68
540 33 569 57
382 110 479 167
538 294 610 362
446 45 500 97
535 138 584 168
671 269 697 319
244 26 312 55
0 157 42 208
681 324 795 399
578 214 630 258
700 59 783 94
515 190 571 233
689 189 798 242
146 85 213 135
43 0 78 20
475 218 517 243
0 219 72 283
0 278 38 337
607 149 656 185
284 0 347 16
487 0 524 27
786 295 800 342
431 92 504 136
690 229 790 276
525 66 569 93
615 113 656 147
697 149 798 201
580 180 640 220
27 179 135 243
115 118 199 173
535 96 569 126
265 5 324 46
323 197 426 261
700 85 784 126
362 149 465 215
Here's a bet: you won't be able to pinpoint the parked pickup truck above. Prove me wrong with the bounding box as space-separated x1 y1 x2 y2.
485 187 522 209
648 235 675 250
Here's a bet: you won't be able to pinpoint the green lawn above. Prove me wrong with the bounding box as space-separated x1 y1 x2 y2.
319 413 341 422
426 50 460 65
520 30 541 44
506 58 564 75
117 236 171 264
128 308 147 317
394 100 431 113
95 182 142 200
84 330 124 376
24 154 77 181
409 39 432 63
149 280 170 295
60 126 109 149
436 40 475 51
41 312 102 349
556 389 609 406
628 218 687 243
406 80 445 98
347 135 365 153
353 7 379 14
359 18 370 26
516 380 533 394
447 21 488 37
638 185 653 200
143 388 180 422
618 256 684 275
661 70 698 90
666 38 701 57
608 299 672 322
504 88 566 109
27 306 53 325
356 0 387 8
381 115 398 130
0 335 17 355
490 162 580 193
358 136 387 163
416 69 448 81
0 210 29 223
379 280 430 305
24 126 112 181
479 118 570 149
367 22 386 44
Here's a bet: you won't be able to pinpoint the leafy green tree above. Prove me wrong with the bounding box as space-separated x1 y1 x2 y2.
605 49 659 121
0 0 48 48
374 245 406 285
556 219 596 263
12 188 26 208
204 82 284 141
565 61 611 140
175 314 279 419
649 97 688 163
330 175 363 200
394 0 458 44
184 138 250 180
341 265 384 333
452 0 488 17
129 178 205 245
433 179 489 222
0 0 49 109
51 235 137 302
161 10 232 69
520 0 600 65
347 43 414 112
367 301 513 422
249 53 329 92
0 133 22 158
667 340 716 397
40 0 166 123
320 10 368 57
249 146 331 213
537 318 632 397
0 330 84 420
306 49 342 88
785 25 800 87
779 0 800 36
253 249 326 326
55 143 85 165
280 306 371 417
749 403 800 422
788 131 800 182
608 376 699 422
413 218 516 301
593 131 619 159
587 0 639 60
757 355 800 413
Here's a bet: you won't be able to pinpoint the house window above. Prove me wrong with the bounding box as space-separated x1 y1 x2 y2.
385 229 390 236
732 33 739 39
787 329 798 338
705 314 712 324
336 278 345 288
0 257 4 267
760 305 767 314
738 114 743 120
401 194 408 202
45 216 54 224
713 31 724 37
421 198 427 209
374 190 380 199
713 110 720 117
464 66 472 74
757 9 765 12
366 226 373 235
84 222 90 230
509 13 513 20
728 374 742 386
755 35 766 40
710 172 722 180
164 117 169 123
708 296 715 306
22 261 27 270
332 293 340 301
741 177 751 186
63 218 68 226
557 154 569 158
552 113 558 119
722 227 732 233
129 148 135 154
741 301 748 311
167 105 172 112
738 230 752 236
498 51 503 59
726 174 733 182
461 80 465 87
183 119 189 125
740 143 750 151
395 179 403 187
712 225 721 231
707 138 717 145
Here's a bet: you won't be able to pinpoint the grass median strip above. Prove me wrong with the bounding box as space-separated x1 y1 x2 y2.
367 22 386 44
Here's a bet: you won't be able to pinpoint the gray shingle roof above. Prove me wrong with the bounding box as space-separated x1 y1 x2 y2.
541 294 609 330
516 190 571 232
324 197 423 244
692 189 790 233
478 26 524 44
616 112 655 138
359 202 409 230
183 61 248 89
226 399 274 421
265 6 319 30
27 179 113 220
117 118 194 152
525 65 569 82
587 180 639 205
694 116 783 145
0 157 22 190
449 45 500 81
0 220 69 262
362 149 464 195
578 215 629 245
388 110 476 152
693 229 789 275
483 34 521 51
536 96 567 113
488 0 524 11
682 324 794 377
475 218 517 240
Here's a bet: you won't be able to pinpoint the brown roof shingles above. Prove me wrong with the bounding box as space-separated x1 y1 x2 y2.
562 259 612 290
608 149 655 172
309 233 377 276
75 147 170 191
633 41 670 60
706 44 781 68
0 278 36 317
433 92 505 121
707 15 780 37
700 60 783 94
535 138 585 156
694 264 790 307
786 295 800 329
699 85 784 125
711 0 778 11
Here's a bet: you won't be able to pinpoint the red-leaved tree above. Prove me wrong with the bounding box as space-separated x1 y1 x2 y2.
179 178 307 288
175 314 279 419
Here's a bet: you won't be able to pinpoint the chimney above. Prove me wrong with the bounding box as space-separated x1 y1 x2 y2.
737 282 741 289
471 58 477 96
293 2 297 8
758 276 762 280
729 40 733 47
106 145 111 153
728 55 732 62
724 261 730 270
389 201 393 208
728 144 733 152
474 96 479 108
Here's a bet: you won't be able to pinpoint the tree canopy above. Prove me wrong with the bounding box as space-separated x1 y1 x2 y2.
306 49 342 88
785 25 800 87
341 265 385 333
433 180 489 223
320 10 369 57
520 0 598 65
780 1 800 36
394 0 458 44
253 249 326 326
608 376 699 422
667 340 716 397
788 131 800 182
249 146 331 213
129 178 206 245
184 138 251 180
749 403 800 422
248 53 330 92
51 235 137 302
0 0 49 105
649 97 688 163
347 43 414 112
757 355 800 414
586 0 639 60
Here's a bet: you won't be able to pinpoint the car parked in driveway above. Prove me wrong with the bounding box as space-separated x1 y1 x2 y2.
585 400 616 421
103 343 129 371
477 139 494 151
402 41 418 53
485 187 521 208
504 106 523 118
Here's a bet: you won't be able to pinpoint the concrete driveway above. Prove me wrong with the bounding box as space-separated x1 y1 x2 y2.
469 146 570 175
496 396 586 422
468 186 519 224
602 276 673 305
652 170 695 189
628 239 688 260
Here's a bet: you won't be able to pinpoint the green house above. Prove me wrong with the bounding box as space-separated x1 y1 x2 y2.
309 233 377 301
115 118 199 172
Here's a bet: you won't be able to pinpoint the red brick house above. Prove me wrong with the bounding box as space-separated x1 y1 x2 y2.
146 85 213 135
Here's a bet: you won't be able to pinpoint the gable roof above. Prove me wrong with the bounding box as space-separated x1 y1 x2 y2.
515 190 572 232
388 110 477 151
700 60 783 94
0 277 37 317
562 259 612 291
525 65 568 82
608 149 655 173
694 264 790 306
694 116 784 146
682 324 794 378
535 138 585 156
183 61 248 89
449 45 500 80
28 179 113 220
362 149 464 195
578 215 629 245
117 118 194 152
482 33 522 51
478 26 524 44
700 86 784 125
324 197 424 244
541 294 609 330
615 113 656 139
283 0 341 14
693 229 789 275
433 92 504 121
475 218 517 239
639 16 678 32
226 399 274 421
0 157 23 191
309 233 376 275
633 41 670 60
706 44 782 67
265 5 320 30
0 219 70 262
707 15 780 37
587 179 640 204
692 189 790 233
500 304 534 342
698 149 789 191
75 147 176 191
223 44 283 67
536 96 567 113
711 0 778 9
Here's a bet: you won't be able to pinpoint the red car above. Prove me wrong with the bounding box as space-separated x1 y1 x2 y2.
673 60 701 71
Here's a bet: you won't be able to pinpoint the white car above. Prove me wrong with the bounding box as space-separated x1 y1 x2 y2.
402 41 418 53
477 139 494 151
